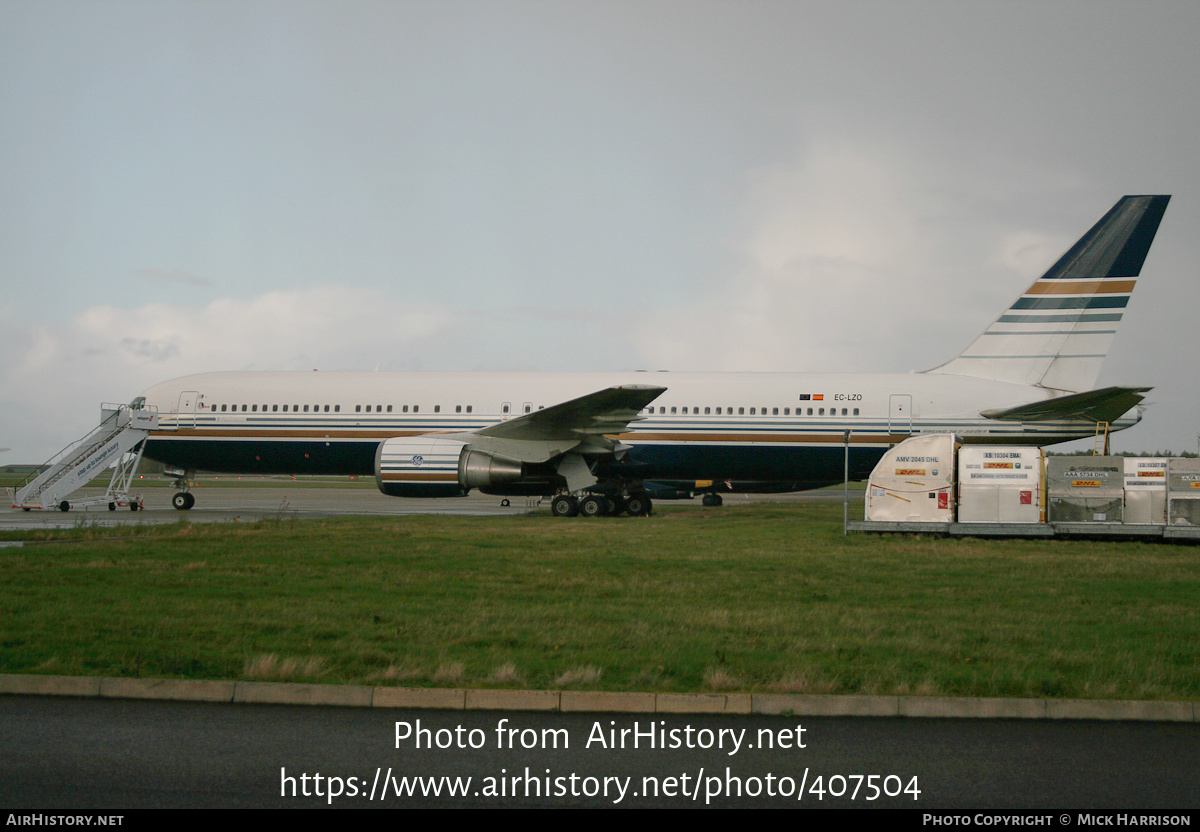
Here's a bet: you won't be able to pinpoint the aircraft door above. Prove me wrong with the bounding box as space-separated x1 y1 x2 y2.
888 394 912 435
176 390 200 429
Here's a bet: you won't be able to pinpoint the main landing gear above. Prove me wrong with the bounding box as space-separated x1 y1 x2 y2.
550 491 652 519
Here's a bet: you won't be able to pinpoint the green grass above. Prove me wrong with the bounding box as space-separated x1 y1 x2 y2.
1 502 1198 701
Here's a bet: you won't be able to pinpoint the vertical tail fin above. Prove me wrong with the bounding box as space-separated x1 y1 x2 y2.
927 195 1170 392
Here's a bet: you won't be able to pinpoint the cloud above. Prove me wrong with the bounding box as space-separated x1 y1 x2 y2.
0 286 458 459
630 136 1079 375
135 267 212 287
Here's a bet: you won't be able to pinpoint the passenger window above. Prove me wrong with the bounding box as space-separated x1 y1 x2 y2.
807 407 813 415
413 406 419 413
387 405 393 413
304 405 310 412
355 405 361 413
455 405 462 413
738 407 744 415
853 408 859 416
467 405 472 413
670 407 676 414
434 405 440 413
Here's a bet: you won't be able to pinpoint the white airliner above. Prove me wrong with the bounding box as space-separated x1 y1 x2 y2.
136 195 1170 517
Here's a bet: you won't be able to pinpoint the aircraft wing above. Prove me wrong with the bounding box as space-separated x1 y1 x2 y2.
980 386 1151 423
475 385 666 442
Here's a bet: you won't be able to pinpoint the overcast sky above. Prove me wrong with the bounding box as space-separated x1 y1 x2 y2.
2 0 1198 461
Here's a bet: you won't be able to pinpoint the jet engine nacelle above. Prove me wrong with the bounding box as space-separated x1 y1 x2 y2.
375 435 524 498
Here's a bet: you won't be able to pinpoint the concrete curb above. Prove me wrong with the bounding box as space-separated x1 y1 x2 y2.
898 696 1044 720
233 681 374 707
562 691 656 713
754 694 900 717
0 674 101 698
99 677 236 703
466 689 560 711
656 693 752 714
373 686 466 710
0 674 1195 722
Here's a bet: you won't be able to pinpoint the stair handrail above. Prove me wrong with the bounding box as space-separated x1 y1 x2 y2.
13 403 138 496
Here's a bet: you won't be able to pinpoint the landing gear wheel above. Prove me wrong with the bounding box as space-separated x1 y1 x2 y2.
579 495 607 518
108 502 116 511
172 492 195 510
625 495 652 517
551 495 579 518
500 498 510 507
58 501 70 512
130 504 139 511
702 493 724 507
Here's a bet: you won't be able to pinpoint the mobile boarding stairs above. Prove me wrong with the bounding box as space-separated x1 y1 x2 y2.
7 404 158 512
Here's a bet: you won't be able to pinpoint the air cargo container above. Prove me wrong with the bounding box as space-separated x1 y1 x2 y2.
1167 459 1200 526
1046 457 1124 523
865 434 956 522
957 446 1045 523
853 438 1200 541
1124 457 1168 524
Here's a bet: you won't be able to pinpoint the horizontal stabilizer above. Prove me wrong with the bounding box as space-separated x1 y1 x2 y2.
980 386 1151 423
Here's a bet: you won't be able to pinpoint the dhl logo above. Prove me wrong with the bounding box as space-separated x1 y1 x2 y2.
895 468 926 476
1071 480 1102 487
